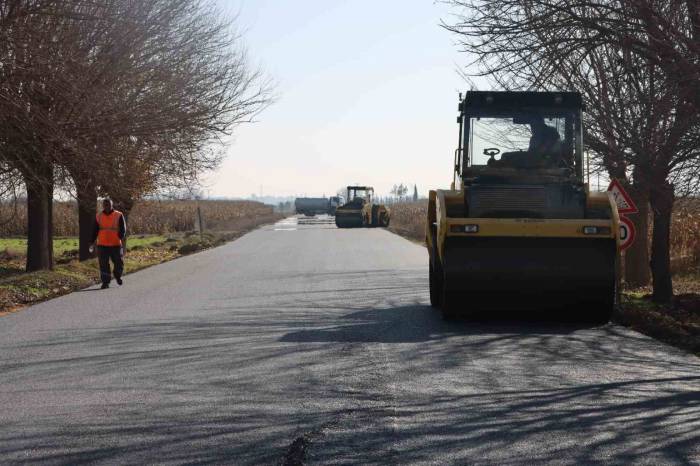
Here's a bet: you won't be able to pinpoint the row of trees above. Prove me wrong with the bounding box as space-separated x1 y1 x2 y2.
445 0 700 302
0 0 272 270
334 184 420 203
390 184 419 202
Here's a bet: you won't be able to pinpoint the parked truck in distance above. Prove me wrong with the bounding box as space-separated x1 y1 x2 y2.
329 196 343 216
295 197 330 216
295 197 344 216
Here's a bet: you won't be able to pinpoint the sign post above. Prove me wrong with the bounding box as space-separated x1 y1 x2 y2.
607 179 639 295
607 179 638 252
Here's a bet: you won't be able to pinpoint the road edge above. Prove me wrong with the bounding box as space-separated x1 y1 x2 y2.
0 215 284 318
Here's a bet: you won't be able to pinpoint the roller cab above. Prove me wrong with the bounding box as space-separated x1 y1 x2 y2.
427 91 620 321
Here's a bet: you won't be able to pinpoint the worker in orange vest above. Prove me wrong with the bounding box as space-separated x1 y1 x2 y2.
90 198 127 289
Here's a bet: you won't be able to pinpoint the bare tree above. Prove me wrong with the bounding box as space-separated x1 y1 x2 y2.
0 1 75 270
390 183 408 202
73 0 272 257
0 0 273 266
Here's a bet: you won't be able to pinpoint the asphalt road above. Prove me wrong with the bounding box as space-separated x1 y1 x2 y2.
1 215 698 465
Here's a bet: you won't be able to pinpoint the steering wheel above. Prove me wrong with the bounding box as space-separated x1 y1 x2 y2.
483 148 501 166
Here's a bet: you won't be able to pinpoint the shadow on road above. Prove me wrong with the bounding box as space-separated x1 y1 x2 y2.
1 268 699 464
279 305 598 344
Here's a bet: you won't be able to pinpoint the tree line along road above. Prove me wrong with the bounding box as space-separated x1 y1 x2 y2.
0 217 698 465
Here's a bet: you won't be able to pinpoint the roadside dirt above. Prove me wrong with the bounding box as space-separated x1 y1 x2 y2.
616 280 700 355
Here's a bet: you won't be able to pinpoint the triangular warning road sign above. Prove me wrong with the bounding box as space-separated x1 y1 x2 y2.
607 179 638 214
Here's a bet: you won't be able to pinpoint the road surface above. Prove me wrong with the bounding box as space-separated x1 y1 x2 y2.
1 216 698 465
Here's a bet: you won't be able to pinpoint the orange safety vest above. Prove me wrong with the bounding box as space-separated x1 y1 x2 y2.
96 210 123 247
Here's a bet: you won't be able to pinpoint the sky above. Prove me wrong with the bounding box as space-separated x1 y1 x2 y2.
207 0 474 198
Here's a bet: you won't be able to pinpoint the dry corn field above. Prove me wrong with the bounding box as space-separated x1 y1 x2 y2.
0 200 279 236
389 199 700 268
388 201 428 242
672 199 700 269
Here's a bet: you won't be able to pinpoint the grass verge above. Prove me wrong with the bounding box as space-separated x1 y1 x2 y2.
0 235 168 257
0 215 282 316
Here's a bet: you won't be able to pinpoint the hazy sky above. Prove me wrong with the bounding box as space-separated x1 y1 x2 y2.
208 0 471 198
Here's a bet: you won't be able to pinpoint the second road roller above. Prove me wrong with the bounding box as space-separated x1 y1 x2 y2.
335 186 390 228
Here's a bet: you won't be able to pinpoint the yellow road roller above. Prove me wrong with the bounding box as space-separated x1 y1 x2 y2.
335 186 390 228
426 91 620 322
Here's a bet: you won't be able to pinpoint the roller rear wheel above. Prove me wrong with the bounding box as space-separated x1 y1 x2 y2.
440 269 460 320
370 205 380 227
440 286 459 321
577 284 615 324
429 260 441 308
335 214 363 228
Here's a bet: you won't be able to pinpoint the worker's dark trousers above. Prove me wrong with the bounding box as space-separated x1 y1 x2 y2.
97 246 123 284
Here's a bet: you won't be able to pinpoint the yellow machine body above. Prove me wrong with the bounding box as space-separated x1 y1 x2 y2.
426 91 620 321
428 190 620 261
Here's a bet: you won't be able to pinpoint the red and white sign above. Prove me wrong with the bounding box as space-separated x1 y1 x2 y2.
606 179 638 251
607 179 638 214
618 216 636 251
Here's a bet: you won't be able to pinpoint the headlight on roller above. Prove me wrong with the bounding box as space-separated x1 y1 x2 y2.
583 226 611 235
451 224 479 233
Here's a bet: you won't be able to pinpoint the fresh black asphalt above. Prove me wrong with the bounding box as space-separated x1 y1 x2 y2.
1 216 698 464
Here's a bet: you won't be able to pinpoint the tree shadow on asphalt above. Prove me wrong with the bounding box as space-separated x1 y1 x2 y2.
280 304 603 344
305 374 700 465
1 268 699 464
276 303 700 464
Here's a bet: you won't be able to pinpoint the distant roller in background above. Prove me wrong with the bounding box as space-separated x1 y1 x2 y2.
335 186 390 229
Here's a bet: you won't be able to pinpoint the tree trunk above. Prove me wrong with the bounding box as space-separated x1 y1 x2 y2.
649 181 674 303
76 183 97 261
24 166 54 272
624 184 651 287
